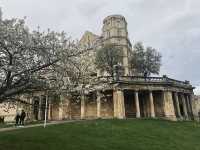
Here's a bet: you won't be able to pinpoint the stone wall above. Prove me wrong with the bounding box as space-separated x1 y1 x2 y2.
101 97 114 118
153 92 164 117
85 100 97 119
139 92 150 117
193 95 200 120
0 101 31 122
51 104 60 120
0 102 17 122
70 101 81 119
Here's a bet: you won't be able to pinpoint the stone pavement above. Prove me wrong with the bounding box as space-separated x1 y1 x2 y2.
0 120 80 132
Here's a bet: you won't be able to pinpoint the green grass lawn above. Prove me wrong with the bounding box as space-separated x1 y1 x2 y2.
0 119 200 150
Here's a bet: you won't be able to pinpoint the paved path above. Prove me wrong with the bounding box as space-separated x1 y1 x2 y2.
0 120 80 132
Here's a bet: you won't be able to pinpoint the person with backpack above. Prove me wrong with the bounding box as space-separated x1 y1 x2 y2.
20 110 26 126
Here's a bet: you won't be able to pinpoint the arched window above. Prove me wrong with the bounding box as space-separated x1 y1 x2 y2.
117 29 122 36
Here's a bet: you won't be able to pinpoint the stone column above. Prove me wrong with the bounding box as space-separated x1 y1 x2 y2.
81 94 85 119
181 94 188 119
118 90 125 119
113 89 125 119
185 95 191 118
149 91 155 118
163 91 176 120
113 90 118 118
58 95 65 120
97 91 101 118
174 92 182 118
38 96 42 120
58 105 63 120
188 94 194 119
48 104 51 120
134 91 140 118
187 94 194 120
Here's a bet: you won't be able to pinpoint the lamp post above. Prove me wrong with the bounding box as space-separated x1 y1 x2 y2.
41 76 56 128
44 90 48 128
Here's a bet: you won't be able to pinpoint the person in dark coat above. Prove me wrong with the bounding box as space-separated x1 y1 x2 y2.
20 110 26 126
15 111 20 126
144 71 148 81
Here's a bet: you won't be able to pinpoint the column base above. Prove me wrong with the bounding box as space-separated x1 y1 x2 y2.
136 114 141 118
117 116 126 119
183 116 189 121
164 115 177 121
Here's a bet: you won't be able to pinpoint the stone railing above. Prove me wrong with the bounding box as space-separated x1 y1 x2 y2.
93 75 192 88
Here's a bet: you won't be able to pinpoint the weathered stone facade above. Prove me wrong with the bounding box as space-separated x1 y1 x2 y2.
79 15 132 76
193 95 200 120
0 15 198 122
0 77 196 122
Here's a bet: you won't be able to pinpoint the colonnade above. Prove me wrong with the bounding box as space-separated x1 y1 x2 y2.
80 89 194 120
173 92 193 120
31 90 193 121
31 95 53 121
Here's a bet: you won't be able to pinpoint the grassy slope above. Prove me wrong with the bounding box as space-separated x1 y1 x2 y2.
0 119 200 150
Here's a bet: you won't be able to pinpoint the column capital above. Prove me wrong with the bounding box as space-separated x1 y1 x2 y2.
180 93 185 97
174 92 178 97
174 91 178 94
117 88 124 92
97 90 103 97
134 89 139 92
113 88 124 92
148 89 153 92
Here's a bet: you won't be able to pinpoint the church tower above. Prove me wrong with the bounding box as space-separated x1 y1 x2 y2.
102 15 132 76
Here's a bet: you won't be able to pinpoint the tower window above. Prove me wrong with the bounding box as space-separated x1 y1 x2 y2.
107 31 110 38
116 20 121 27
117 29 122 36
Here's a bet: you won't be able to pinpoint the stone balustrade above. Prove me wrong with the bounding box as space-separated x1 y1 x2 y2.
94 76 193 88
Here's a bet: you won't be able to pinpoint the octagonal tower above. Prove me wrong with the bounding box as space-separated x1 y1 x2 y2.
102 15 132 76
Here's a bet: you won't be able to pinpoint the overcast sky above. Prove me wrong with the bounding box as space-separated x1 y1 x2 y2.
1 0 200 94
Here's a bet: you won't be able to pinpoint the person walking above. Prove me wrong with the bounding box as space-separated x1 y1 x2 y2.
144 71 148 81
20 110 26 126
15 111 20 126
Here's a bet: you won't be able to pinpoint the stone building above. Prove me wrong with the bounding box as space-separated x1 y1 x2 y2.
0 15 198 122
193 95 200 120
30 15 196 121
80 15 132 76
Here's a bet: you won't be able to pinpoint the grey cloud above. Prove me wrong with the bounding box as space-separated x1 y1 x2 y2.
0 0 200 93
77 1 106 18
